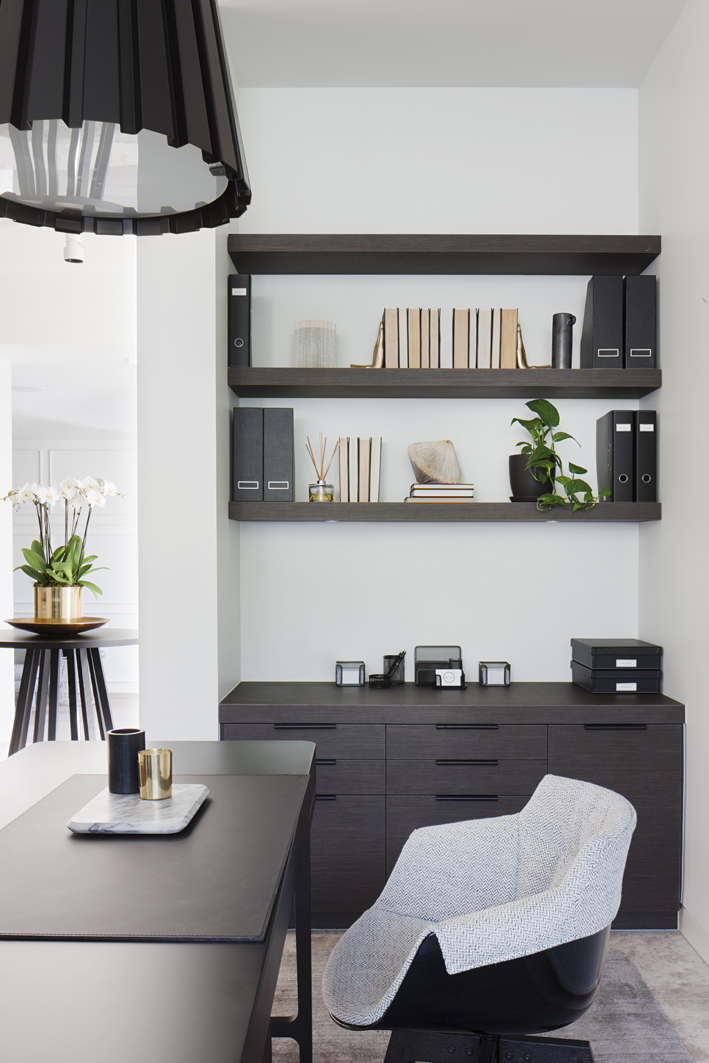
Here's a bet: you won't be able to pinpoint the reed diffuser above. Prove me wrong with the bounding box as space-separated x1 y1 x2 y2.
306 433 339 502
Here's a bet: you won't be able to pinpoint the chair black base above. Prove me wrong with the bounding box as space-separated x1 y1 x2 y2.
384 1028 594 1063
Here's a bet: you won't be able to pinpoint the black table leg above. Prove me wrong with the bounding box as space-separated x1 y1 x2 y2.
9 649 40 756
32 650 50 743
76 650 91 739
271 832 312 1063
47 648 60 741
65 649 79 741
88 647 114 734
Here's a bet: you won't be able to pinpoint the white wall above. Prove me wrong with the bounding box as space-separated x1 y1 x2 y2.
136 228 240 741
235 87 642 681
0 358 13 748
638 0 709 962
238 88 637 235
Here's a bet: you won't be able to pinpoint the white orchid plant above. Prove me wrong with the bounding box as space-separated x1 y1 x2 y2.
2 477 120 598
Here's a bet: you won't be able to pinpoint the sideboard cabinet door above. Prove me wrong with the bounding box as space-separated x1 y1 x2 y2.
548 724 683 925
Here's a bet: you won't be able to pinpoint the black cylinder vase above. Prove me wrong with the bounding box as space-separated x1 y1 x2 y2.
551 313 576 369
108 728 146 794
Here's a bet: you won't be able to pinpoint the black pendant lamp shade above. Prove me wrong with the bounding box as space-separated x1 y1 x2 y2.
0 0 251 235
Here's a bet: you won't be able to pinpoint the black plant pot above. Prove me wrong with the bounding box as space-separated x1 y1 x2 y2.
509 454 554 502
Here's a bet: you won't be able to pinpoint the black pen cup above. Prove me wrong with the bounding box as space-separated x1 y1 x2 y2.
108 728 146 794
383 655 405 685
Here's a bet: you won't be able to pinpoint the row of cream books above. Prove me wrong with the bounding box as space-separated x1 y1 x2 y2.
405 482 475 503
381 307 518 369
338 437 382 502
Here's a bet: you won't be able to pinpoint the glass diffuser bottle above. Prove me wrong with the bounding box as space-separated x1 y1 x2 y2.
306 433 339 502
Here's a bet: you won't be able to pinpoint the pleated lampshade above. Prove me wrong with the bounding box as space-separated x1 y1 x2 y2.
0 0 251 236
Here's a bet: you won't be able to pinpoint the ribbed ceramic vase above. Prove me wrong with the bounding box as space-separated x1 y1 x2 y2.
34 584 83 621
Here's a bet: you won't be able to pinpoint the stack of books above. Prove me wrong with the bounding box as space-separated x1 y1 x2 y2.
405 483 475 503
382 307 518 369
339 437 382 502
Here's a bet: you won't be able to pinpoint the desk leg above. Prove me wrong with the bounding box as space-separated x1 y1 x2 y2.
65 649 79 740
271 832 312 1063
76 650 91 739
32 650 50 742
8 649 40 756
47 649 60 741
89 648 114 734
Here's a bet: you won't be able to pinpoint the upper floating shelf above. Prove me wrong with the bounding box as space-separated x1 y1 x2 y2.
228 367 662 400
227 234 662 276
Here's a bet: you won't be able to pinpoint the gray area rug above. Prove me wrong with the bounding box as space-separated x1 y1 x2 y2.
272 935 693 1063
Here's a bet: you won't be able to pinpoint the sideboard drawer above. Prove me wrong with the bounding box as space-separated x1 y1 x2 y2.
386 795 529 874
315 759 385 794
386 759 547 796
222 723 385 759
311 795 385 913
387 724 547 760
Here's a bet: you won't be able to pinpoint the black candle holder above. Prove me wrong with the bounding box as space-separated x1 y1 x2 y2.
107 728 146 794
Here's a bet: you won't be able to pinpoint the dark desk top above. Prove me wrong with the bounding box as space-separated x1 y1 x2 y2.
0 741 315 1063
220 681 685 725
0 627 138 648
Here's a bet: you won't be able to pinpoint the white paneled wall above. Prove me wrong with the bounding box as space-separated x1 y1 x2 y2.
11 441 138 692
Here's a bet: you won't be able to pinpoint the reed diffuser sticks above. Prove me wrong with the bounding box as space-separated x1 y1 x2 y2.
306 432 339 482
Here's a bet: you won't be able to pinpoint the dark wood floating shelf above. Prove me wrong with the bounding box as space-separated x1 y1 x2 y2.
227 234 661 276
229 367 662 400
229 501 661 523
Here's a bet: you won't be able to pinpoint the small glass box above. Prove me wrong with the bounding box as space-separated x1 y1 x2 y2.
335 661 365 686
479 661 511 686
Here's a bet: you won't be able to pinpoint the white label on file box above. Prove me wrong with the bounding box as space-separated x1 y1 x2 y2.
630 349 652 357
639 424 655 431
616 682 637 691
267 481 290 490
597 348 620 357
616 659 637 667
231 288 248 296
237 481 259 489
616 424 632 431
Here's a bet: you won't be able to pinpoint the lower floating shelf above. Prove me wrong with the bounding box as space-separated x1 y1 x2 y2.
229 501 662 523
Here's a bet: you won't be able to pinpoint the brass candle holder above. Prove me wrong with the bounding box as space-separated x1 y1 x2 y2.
138 749 172 800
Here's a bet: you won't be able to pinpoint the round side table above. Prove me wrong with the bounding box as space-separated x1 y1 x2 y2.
0 629 138 756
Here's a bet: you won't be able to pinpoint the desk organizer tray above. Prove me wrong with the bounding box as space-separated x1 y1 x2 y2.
67 784 210 834
571 638 662 670
571 660 662 694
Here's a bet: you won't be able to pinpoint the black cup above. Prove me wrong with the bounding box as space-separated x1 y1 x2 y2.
108 728 146 794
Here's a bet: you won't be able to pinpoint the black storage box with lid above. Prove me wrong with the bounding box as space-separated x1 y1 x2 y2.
571 661 663 694
571 638 662 670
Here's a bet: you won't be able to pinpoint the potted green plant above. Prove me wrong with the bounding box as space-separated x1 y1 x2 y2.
2 476 119 620
510 399 610 510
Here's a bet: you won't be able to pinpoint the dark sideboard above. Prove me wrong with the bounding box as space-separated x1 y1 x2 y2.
219 682 684 931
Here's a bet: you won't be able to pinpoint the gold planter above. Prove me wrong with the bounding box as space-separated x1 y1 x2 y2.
34 584 83 621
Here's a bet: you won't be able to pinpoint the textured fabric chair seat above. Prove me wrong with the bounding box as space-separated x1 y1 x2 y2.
323 774 636 1028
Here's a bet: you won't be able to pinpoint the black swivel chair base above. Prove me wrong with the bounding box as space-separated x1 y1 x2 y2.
384 1028 593 1063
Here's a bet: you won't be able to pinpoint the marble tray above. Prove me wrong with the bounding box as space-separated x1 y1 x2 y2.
67 784 210 834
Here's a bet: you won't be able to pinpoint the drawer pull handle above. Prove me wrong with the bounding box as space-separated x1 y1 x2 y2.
316 794 337 801
584 724 648 731
436 795 498 802
436 759 499 767
274 723 337 730
316 759 337 766
436 724 499 730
